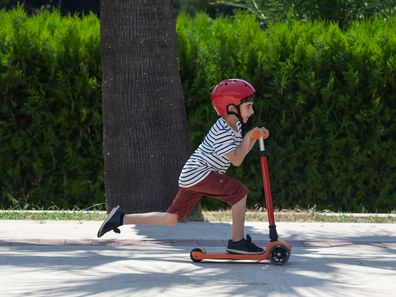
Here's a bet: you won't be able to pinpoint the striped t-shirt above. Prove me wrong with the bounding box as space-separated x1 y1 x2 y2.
179 117 243 188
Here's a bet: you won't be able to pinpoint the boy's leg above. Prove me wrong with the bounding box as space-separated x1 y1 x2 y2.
97 206 178 238
191 172 248 242
97 186 199 238
194 172 263 254
231 195 247 242
123 212 178 226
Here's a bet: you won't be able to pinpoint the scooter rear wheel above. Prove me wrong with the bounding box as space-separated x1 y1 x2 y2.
190 248 205 262
269 244 290 265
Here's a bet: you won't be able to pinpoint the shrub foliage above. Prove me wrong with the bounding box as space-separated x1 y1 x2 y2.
177 13 396 212
0 8 103 209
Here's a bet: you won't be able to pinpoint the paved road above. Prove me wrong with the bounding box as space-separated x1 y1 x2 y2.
1 220 395 297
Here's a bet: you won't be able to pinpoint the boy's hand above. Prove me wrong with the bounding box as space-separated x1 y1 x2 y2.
229 127 269 167
250 127 269 140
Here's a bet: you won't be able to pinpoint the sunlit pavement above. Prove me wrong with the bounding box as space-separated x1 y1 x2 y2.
1 221 395 296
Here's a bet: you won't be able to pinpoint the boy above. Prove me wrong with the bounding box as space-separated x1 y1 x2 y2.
97 78 269 254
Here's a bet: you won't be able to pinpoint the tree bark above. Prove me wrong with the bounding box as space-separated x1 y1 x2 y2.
100 0 192 213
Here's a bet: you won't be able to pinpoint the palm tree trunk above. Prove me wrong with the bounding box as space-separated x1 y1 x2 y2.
100 0 192 213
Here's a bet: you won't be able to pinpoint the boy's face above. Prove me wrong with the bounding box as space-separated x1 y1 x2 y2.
239 102 254 123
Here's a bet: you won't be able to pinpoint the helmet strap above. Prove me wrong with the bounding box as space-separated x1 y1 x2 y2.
227 105 252 136
241 116 252 136
227 111 241 120
227 105 248 134
226 104 243 122
236 105 243 123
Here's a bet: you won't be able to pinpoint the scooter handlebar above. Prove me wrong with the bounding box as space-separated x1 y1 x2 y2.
251 130 262 140
251 131 266 152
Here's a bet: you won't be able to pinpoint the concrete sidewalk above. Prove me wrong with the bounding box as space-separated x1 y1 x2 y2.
1 220 395 296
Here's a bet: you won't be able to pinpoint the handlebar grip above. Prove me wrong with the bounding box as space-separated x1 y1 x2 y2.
252 130 266 152
251 130 262 140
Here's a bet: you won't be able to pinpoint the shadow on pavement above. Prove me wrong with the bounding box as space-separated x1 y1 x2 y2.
2 221 395 296
2 243 395 297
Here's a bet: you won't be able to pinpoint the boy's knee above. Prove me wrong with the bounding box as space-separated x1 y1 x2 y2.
237 195 247 204
164 213 178 226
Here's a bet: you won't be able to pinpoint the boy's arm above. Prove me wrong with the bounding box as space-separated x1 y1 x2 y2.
225 127 269 166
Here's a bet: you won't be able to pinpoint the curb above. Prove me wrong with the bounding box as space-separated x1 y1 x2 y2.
1 239 395 248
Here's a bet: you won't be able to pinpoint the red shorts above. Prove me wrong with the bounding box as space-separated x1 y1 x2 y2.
166 172 248 222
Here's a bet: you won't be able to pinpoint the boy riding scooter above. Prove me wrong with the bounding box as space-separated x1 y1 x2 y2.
97 78 269 255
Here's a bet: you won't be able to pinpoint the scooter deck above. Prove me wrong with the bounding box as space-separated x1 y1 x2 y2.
191 240 292 264
192 251 269 261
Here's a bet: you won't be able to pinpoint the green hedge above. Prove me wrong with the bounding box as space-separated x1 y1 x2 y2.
0 8 103 209
176 13 396 212
0 8 395 212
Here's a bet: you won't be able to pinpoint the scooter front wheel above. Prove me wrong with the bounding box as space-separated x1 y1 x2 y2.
269 244 290 265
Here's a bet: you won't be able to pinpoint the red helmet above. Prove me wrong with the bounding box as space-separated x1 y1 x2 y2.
211 79 256 116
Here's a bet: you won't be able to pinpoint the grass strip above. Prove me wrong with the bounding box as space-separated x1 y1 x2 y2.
0 210 395 223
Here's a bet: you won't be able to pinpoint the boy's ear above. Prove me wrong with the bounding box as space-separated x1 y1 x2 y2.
227 104 237 113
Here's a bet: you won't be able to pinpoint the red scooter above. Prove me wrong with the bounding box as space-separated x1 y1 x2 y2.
190 132 291 264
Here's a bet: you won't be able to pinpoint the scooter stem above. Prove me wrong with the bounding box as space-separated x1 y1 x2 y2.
258 137 279 242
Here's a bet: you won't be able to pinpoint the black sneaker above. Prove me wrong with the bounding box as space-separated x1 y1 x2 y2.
226 234 264 254
97 205 125 238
